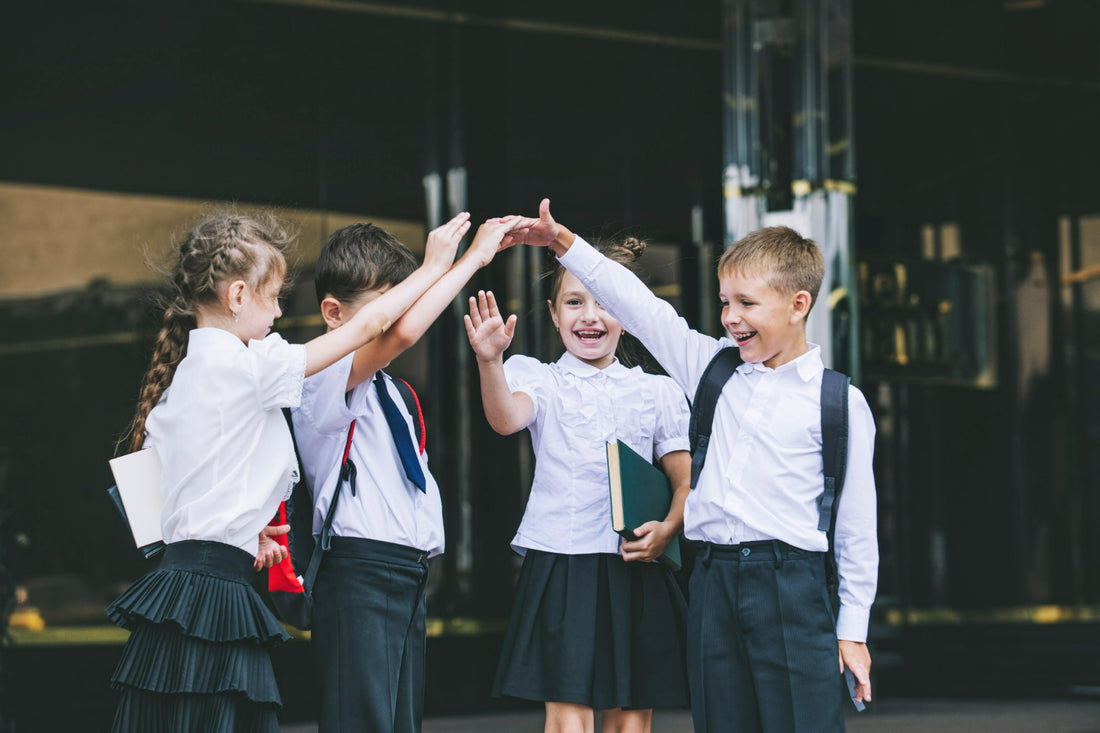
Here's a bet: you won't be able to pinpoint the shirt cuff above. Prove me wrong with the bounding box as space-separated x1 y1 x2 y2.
556 234 602 276
836 605 871 643
654 436 690 459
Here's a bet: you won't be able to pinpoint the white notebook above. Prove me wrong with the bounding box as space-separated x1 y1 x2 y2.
108 447 164 547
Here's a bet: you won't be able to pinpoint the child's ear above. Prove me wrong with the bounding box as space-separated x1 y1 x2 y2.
225 279 248 317
320 296 345 330
546 299 559 330
790 290 812 323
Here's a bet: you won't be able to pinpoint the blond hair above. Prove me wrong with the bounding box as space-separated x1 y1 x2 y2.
717 226 824 311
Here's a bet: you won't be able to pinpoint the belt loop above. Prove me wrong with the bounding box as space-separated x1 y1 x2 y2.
772 541 783 569
700 543 713 567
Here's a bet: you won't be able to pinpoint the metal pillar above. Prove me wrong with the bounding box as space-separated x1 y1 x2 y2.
721 0 858 378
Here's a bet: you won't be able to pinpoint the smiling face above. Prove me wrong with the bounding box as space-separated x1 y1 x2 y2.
719 268 811 369
549 270 623 370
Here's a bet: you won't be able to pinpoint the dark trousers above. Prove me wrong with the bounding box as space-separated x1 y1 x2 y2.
687 540 844 733
312 537 430 733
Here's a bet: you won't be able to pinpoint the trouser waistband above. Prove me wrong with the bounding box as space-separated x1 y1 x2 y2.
328 536 430 565
695 539 822 567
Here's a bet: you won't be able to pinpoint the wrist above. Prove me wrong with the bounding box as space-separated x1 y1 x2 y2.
548 225 576 257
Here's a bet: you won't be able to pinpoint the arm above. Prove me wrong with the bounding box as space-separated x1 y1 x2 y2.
464 290 534 435
520 198 722 394
347 216 523 389
301 216 462 378
620 449 690 563
834 387 879 703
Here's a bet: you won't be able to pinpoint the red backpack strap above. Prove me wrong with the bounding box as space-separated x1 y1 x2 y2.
392 377 426 454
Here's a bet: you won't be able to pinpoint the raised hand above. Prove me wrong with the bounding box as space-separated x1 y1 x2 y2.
466 216 530 269
423 211 471 273
464 290 517 363
519 198 569 251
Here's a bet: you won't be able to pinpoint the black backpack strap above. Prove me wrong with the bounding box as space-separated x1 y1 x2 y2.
688 347 743 489
302 419 357 592
391 376 425 454
819 368 851 596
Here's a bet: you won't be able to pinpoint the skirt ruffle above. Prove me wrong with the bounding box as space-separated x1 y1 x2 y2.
492 550 689 711
106 541 289 647
107 541 289 732
111 687 280 733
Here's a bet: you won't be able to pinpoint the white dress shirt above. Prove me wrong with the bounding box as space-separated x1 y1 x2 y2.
505 351 690 556
145 328 306 556
559 236 878 642
291 354 444 557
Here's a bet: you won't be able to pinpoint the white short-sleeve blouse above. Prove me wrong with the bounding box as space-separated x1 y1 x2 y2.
504 351 689 556
144 328 306 556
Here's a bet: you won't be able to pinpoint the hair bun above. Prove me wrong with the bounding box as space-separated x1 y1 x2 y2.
602 236 646 265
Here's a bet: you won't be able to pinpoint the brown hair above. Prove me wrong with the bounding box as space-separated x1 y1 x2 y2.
717 226 825 311
314 223 417 306
548 237 648 367
120 211 294 453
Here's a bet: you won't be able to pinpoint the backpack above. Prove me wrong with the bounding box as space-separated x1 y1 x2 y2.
267 375 425 630
687 347 850 603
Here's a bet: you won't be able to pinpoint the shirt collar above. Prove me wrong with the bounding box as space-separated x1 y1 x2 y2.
555 350 634 379
188 327 247 351
735 343 823 382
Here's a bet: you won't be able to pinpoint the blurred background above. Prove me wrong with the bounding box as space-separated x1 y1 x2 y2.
1 0 1098 729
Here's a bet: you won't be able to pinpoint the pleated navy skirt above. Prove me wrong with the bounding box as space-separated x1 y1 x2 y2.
106 540 291 733
493 550 689 711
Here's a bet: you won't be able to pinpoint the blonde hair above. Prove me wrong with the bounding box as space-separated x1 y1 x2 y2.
120 211 294 453
717 226 824 311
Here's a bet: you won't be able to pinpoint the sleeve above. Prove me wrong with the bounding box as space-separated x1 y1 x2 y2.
245 333 307 411
296 353 356 436
832 385 879 642
558 236 727 397
651 375 691 459
502 354 548 428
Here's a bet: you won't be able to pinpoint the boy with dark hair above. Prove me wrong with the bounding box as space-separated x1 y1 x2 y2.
291 212 525 733
517 199 877 733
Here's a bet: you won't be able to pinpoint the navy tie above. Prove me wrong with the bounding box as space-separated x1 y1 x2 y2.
374 372 427 493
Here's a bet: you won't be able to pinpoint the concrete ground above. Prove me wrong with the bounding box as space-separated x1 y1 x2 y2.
284 698 1100 732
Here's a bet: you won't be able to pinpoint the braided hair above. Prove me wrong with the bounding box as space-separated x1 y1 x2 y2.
120 211 294 453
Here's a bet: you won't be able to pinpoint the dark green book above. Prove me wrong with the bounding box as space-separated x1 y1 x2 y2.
606 440 681 571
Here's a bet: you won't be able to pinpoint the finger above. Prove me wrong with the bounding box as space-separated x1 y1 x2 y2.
485 290 502 319
464 314 477 342
455 220 471 238
632 522 656 537
263 524 290 537
477 290 494 321
467 296 482 327
446 211 471 232
838 650 844 674
503 314 518 340
540 197 552 222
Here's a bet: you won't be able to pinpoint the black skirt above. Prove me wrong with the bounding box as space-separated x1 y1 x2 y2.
492 550 689 711
106 540 291 733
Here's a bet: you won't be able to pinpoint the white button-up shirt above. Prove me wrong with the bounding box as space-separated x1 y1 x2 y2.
291 354 444 557
559 236 878 642
505 352 689 556
145 328 306 556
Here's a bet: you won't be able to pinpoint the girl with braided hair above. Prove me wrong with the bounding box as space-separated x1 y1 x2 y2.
106 209 475 732
464 236 691 733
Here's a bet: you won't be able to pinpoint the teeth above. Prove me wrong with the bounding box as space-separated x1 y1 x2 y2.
734 331 756 343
